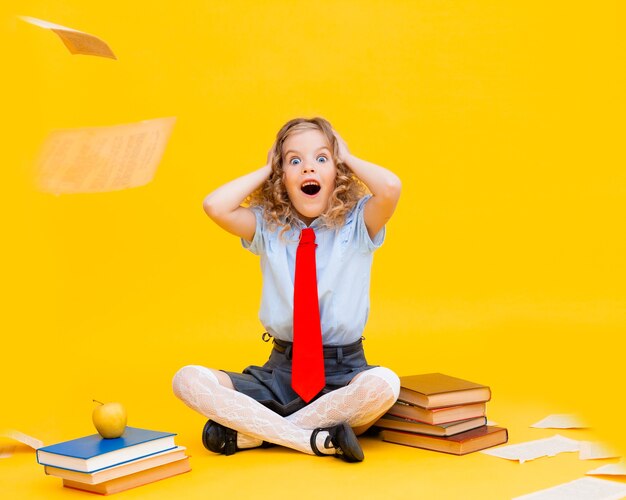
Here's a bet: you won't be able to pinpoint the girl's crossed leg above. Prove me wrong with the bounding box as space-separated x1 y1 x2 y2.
172 365 399 459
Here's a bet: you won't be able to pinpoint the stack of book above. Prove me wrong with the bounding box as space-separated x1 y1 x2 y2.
376 373 508 455
36 427 190 495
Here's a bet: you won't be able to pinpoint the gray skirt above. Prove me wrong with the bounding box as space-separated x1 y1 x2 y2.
222 338 374 417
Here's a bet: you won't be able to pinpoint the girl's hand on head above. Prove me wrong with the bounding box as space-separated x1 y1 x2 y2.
266 143 275 168
333 130 351 164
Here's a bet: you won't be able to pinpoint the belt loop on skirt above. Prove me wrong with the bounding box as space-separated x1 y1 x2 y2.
285 344 292 360
337 347 343 364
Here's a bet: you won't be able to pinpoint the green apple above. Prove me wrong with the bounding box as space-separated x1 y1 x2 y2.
92 400 127 439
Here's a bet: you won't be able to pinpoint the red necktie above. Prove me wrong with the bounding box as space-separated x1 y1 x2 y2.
292 227 325 402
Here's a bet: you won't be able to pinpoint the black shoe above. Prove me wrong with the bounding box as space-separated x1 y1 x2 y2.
202 420 238 455
202 420 275 456
310 422 364 462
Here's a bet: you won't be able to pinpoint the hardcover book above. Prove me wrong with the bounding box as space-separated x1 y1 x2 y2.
375 415 487 437
387 401 486 425
44 446 187 484
381 426 508 455
62 456 191 495
36 427 177 473
399 373 491 409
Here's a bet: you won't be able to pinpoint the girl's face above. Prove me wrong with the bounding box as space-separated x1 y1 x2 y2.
281 128 337 225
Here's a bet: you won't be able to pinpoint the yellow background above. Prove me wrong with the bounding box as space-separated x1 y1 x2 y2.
1 1 624 498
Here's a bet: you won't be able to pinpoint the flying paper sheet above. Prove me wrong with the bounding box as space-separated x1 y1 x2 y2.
481 435 580 463
513 477 626 500
36 117 176 194
579 441 621 461
587 461 626 477
531 414 588 429
19 16 116 59
0 429 43 449
0 429 44 458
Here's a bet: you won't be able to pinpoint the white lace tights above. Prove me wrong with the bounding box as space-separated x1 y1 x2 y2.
172 365 400 455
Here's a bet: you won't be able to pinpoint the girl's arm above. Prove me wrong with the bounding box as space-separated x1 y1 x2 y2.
203 164 271 241
336 134 402 239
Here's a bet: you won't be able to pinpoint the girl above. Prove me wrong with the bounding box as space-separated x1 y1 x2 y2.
173 117 401 462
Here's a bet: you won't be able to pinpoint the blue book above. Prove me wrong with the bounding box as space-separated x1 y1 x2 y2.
36 427 177 473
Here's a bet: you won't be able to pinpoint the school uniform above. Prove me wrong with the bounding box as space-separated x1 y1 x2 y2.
223 195 385 417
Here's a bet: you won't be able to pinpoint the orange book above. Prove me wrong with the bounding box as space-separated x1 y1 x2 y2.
45 446 187 484
399 373 491 409
62 456 191 495
387 401 486 425
381 426 508 455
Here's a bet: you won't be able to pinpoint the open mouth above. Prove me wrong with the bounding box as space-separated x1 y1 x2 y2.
301 181 321 196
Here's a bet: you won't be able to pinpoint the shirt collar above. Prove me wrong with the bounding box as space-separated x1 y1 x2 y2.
292 216 324 230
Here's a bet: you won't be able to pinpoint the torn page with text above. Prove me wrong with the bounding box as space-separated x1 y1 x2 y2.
36 117 176 194
19 16 116 59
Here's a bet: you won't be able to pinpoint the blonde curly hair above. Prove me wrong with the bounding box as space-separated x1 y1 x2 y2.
249 117 365 235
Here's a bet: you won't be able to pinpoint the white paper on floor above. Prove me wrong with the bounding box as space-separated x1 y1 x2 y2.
531 414 588 429
587 461 626 477
513 477 626 500
481 435 580 463
579 441 621 461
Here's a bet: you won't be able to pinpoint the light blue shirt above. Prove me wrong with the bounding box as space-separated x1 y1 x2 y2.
242 196 385 346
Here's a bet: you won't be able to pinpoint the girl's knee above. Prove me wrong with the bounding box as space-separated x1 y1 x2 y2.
172 365 218 399
173 364 198 386
363 367 401 400
172 365 193 399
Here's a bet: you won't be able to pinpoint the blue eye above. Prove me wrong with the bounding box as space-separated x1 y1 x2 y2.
289 158 301 165
316 156 327 163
